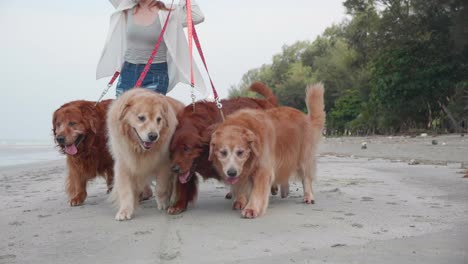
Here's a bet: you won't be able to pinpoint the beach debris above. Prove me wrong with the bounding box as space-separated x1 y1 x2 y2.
432 140 438 145
361 142 367 149
408 159 420 165
420 133 428 137
461 162 467 169
463 170 468 178
441 142 446 146
331 244 347 248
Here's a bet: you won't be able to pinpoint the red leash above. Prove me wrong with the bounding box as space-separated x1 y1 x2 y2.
186 0 195 88
186 0 224 119
96 71 120 104
191 23 219 100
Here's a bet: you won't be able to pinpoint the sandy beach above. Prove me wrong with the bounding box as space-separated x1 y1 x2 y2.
1 135 467 264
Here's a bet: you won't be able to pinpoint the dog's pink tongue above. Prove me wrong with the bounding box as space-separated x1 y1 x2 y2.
65 144 78 155
227 177 239 185
178 171 190 184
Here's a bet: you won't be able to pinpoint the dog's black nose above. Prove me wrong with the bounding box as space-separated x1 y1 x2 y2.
148 132 158 142
171 164 180 174
56 136 65 145
227 168 237 178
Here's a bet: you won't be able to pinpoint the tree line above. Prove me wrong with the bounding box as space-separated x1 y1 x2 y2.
228 0 467 135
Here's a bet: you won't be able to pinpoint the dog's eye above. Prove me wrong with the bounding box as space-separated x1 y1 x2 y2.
69 121 76 126
236 150 244 157
220 150 228 157
157 117 162 124
183 146 190 152
138 115 146 122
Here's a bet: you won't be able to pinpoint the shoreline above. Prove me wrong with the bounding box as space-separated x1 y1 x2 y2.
1 134 466 169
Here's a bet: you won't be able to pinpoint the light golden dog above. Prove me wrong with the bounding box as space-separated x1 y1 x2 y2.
107 88 184 220
209 83 325 218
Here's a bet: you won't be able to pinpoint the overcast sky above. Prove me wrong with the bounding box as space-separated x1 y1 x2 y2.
0 0 345 142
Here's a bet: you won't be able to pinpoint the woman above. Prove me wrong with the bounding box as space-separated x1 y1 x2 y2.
97 0 207 97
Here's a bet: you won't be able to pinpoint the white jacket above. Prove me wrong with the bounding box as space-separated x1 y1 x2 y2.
97 0 207 94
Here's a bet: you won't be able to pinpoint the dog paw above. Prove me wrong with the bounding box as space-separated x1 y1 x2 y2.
241 208 259 219
303 197 315 204
69 194 86 207
271 186 279 196
115 208 133 221
225 192 232 200
232 200 245 210
167 206 185 215
281 189 289 199
156 199 170 211
139 186 153 202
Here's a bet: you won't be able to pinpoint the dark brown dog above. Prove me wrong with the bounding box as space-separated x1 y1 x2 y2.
52 100 114 206
167 82 279 214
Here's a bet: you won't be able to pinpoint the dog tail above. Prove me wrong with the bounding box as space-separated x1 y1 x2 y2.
249 82 279 106
305 83 326 129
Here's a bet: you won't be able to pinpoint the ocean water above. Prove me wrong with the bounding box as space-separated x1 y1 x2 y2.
0 140 63 167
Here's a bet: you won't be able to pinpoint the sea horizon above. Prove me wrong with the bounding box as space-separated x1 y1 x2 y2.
0 138 63 167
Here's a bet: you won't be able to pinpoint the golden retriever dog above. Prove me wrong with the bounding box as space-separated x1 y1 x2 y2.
209 83 325 219
107 88 184 221
52 99 114 206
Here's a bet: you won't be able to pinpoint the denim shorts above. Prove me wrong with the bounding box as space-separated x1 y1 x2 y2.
116 61 169 97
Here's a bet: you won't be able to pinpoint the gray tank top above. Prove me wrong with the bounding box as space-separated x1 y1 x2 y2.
124 8 168 64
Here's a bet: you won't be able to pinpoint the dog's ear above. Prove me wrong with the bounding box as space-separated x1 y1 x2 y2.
80 104 99 134
208 130 221 162
52 110 58 136
119 103 131 122
208 142 215 161
162 103 177 129
201 124 219 146
242 128 259 156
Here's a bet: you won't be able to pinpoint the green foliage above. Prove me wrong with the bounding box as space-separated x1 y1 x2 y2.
303 37 358 112
228 0 468 134
328 89 362 132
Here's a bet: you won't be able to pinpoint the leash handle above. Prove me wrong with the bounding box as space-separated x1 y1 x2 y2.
134 0 175 88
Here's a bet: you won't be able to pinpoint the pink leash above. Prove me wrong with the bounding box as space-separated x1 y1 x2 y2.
186 0 224 119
